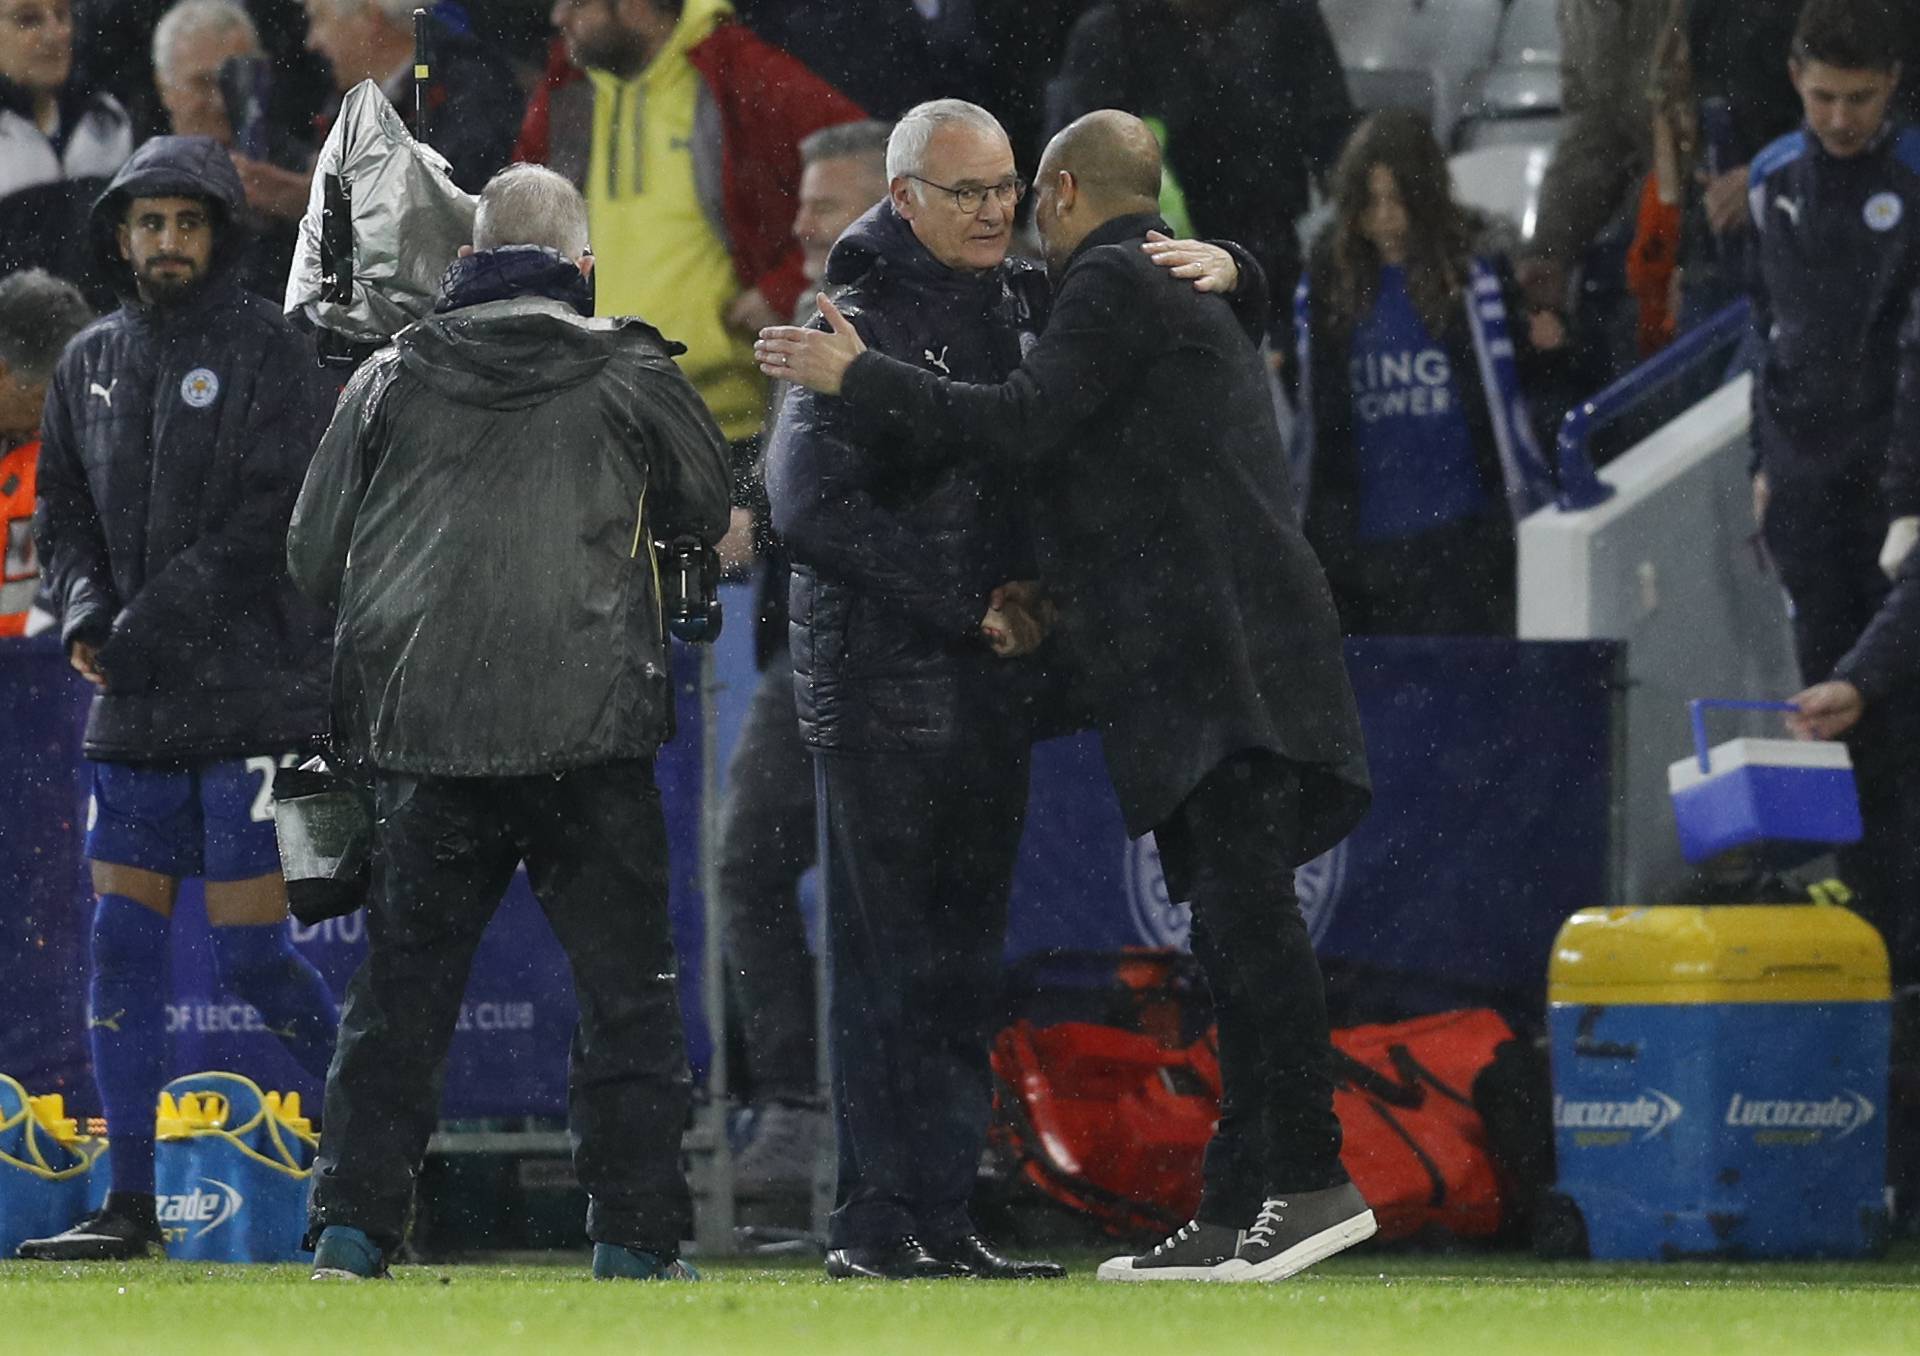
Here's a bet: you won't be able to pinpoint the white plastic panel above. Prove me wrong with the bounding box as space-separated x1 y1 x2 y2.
1517 378 1802 900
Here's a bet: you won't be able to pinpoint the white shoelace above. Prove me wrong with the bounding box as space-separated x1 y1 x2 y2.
1151 1220 1201 1256
1244 1200 1288 1248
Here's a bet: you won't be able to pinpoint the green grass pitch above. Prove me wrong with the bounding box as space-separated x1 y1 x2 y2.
6 1246 1920 1355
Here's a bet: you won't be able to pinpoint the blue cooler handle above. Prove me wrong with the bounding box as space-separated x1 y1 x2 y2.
1688 698 1801 774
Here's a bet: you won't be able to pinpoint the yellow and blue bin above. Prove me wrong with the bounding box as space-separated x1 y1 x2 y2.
1548 905 1890 1258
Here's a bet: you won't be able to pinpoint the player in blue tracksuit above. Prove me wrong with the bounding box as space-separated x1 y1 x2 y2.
1748 0 1920 982
19 137 342 1261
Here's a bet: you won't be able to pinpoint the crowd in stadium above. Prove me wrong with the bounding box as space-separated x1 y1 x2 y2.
3 0 1920 1283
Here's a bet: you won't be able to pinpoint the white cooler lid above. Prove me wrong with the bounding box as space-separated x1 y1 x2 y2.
1668 736 1853 794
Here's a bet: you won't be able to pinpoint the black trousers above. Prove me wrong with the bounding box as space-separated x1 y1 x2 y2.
715 650 819 1102
815 734 1029 1249
1154 752 1348 1224
307 761 693 1253
1765 470 1920 983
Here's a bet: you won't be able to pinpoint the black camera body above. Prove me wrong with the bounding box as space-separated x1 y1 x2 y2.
658 536 723 644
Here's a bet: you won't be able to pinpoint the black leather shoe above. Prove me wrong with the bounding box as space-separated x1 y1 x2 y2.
927 1233 1067 1280
824 1234 967 1280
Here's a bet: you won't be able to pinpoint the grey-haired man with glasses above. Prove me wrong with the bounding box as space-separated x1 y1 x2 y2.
764 97 1059 1283
765 97 1253 1281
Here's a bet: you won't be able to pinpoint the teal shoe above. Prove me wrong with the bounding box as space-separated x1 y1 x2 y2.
311 1225 388 1280
592 1243 700 1280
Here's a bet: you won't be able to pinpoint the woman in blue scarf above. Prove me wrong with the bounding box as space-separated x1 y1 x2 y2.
1293 110 1567 636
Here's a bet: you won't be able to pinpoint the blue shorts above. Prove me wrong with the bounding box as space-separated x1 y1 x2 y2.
86 756 296 882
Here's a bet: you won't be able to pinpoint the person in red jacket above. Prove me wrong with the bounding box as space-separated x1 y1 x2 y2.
520 0 863 462
0 268 92 637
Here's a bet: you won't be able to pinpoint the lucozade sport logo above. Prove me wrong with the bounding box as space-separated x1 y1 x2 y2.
155 1177 243 1239
1553 1089 1685 1142
1724 1090 1876 1140
1123 839 1350 949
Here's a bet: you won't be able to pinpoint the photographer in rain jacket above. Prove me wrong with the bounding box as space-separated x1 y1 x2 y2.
287 164 731 1283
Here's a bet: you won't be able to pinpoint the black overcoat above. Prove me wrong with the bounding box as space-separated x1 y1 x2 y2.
841 212 1370 858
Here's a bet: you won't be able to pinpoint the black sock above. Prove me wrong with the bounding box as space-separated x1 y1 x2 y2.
103 1190 157 1228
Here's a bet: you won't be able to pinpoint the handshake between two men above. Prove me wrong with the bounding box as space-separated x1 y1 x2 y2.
982 580 1055 658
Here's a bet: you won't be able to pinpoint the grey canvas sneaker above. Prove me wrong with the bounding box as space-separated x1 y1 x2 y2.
1215 1181 1376 1282
1095 1219 1243 1282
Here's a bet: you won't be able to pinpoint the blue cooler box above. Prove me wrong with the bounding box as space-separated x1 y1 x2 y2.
1548 906 1890 1259
1667 700 1862 864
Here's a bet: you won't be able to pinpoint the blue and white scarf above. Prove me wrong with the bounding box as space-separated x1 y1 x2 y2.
1291 257 1556 523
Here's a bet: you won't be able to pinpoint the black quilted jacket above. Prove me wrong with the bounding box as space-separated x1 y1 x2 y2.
765 200 1049 755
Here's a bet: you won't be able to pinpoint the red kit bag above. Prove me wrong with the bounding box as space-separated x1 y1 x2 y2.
991 1004 1518 1242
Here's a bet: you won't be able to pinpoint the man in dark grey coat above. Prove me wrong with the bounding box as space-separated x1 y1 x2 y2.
287 164 731 1282
757 109 1374 1285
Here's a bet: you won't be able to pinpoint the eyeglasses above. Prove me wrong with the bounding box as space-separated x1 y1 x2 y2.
904 174 1027 216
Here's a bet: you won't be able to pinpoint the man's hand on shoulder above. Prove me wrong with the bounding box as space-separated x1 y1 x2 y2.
1142 231 1238 293
755 295 866 396
1701 165 1752 237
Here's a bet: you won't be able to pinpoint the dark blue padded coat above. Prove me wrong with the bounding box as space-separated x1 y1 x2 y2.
765 200 1052 755
32 136 337 761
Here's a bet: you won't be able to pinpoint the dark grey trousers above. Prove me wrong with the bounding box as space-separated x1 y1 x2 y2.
715 650 820 1102
817 733 1029 1249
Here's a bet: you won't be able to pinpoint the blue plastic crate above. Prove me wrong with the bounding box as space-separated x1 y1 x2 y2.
154 1072 316 1263
0 1075 97 1256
